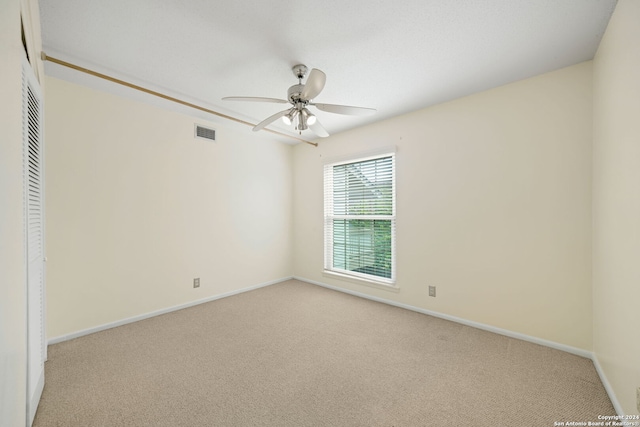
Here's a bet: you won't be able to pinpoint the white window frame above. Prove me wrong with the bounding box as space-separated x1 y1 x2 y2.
323 150 396 287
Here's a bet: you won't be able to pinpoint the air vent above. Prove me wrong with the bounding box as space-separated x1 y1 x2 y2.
195 124 216 141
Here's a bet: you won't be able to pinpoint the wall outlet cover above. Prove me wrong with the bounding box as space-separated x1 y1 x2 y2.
428 286 436 297
193 278 200 288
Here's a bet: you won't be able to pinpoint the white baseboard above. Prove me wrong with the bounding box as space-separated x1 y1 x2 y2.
48 276 293 345
294 275 627 415
47 274 624 416
295 275 591 358
591 354 625 416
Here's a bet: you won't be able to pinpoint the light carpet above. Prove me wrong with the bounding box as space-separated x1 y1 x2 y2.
33 279 615 426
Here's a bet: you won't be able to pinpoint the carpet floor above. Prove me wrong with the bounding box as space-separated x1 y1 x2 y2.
33 279 615 426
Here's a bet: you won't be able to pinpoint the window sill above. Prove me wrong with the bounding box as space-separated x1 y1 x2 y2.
322 270 400 293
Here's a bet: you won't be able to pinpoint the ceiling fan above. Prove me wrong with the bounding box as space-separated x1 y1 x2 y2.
223 64 376 138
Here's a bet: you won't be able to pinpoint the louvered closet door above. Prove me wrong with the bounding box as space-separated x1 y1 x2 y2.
23 55 45 427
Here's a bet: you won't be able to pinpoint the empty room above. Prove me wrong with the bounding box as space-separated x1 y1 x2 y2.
2 0 639 425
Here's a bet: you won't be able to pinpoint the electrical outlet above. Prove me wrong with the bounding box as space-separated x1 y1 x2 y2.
428 286 436 297
193 278 200 288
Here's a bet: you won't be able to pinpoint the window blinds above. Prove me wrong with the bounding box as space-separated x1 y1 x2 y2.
324 153 396 283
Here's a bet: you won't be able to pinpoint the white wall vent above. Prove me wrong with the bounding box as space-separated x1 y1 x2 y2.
195 124 216 141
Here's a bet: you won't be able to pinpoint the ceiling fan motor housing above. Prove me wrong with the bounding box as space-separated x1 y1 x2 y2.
288 84 307 104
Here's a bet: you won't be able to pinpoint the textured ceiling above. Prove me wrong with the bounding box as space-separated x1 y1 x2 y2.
40 0 617 144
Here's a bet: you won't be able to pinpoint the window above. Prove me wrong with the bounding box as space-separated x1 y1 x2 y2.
324 152 396 285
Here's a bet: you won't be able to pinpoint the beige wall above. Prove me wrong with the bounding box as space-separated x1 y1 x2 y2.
0 0 43 424
4 0 636 419
45 77 293 339
294 62 593 351
593 0 640 415
0 1 27 424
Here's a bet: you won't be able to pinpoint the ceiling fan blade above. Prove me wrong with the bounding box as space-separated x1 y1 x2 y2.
313 103 376 116
223 96 288 104
309 119 330 138
300 69 326 100
253 109 290 132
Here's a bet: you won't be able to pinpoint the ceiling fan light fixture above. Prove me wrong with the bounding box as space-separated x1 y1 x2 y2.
306 112 317 125
282 108 298 126
301 108 317 125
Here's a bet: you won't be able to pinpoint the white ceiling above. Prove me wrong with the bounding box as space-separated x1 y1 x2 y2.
40 0 617 144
